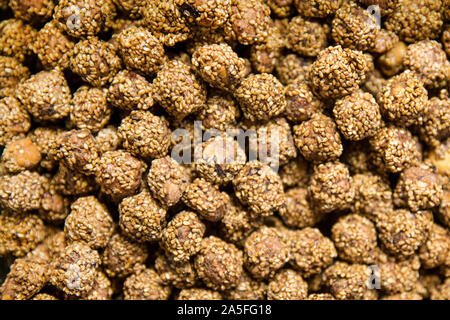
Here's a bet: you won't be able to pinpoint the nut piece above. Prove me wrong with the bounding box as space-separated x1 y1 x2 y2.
194 236 243 291
284 80 321 123
233 161 285 217
308 162 355 214
119 190 167 243
244 226 290 280
161 211 206 263
51 242 100 297
0 56 30 98
16 68 71 122
9 0 54 24
118 111 171 160
123 267 171 300
147 156 189 208
267 269 308 300
286 16 328 57
234 73 286 122
64 196 114 249
102 233 149 278
117 26 165 76
1 137 41 173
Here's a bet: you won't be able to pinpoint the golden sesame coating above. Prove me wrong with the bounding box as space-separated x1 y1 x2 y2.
161 210 206 263
155 253 198 289
233 161 285 216
107 70 154 112
111 0 146 19
0 97 31 146
223 271 267 300
177 288 222 300
53 0 116 38
80 270 113 300
244 226 290 280
286 16 328 57
333 90 382 141
278 156 309 188
294 0 342 18
0 211 47 257
394 166 443 212
235 73 286 122
194 236 243 291
275 54 312 85
95 150 146 201
376 209 433 258
38 178 70 223
0 56 29 98
70 37 121 87
419 223 450 269
267 269 307 300
153 59 206 121
1 137 41 173
439 189 450 229
32 293 59 300
192 43 247 92
419 96 450 148
65 196 114 249
101 233 148 278
377 41 407 77
123 267 171 300
147 156 189 208
33 21 74 70
50 241 100 297
362 69 387 97
378 256 420 294
197 91 240 132
95 126 121 153
265 0 293 18
119 190 167 243
179 0 232 29
16 68 71 122
249 23 285 74
28 127 62 171
117 26 165 77
309 46 371 100
52 163 97 196
0 19 37 62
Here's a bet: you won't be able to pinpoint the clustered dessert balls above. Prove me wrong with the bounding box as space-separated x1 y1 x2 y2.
0 0 449 301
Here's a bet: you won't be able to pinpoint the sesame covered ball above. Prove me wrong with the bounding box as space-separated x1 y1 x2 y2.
55 129 99 175
265 0 293 17
70 86 111 133
377 209 433 258
81 270 113 300
223 271 267 300
155 253 198 289
28 127 62 171
378 256 420 294
278 156 309 188
102 233 149 278
332 2 379 51
377 41 407 77
107 70 154 111
180 0 232 29
33 21 74 70
249 25 285 74
284 80 321 123
192 43 247 92
118 111 171 160
177 288 222 300
117 26 165 76
0 211 47 257
95 126 121 153
194 134 246 185
293 114 343 163
267 269 308 300
234 73 286 122
119 190 167 243
308 161 355 214
95 150 146 201
279 187 323 229
147 156 189 208
404 40 450 89
333 90 382 141
309 46 371 100
224 0 271 45
161 211 206 263
64 196 114 249
0 171 46 212
182 178 228 222
111 0 146 18
70 37 121 87
385 0 443 43
50 241 100 297
233 161 285 217
286 16 328 57
53 0 116 38
0 56 29 98
0 97 30 146
394 166 443 212
289 228 337 278
322 262 374 300
331 214 378 264
39 180 70 223
153 60 206 121
16 68 71 122
419 223 450 269
123 267 171 300
1 137 41 174
0 19 37 62
419 96 450 148
9 0 54 24
378 70 429 127
352 172 393 222
294 0 342 18
194 236 243 291
369 126 422 173
275 54 311 85
244 226 290 280
197 91 240 131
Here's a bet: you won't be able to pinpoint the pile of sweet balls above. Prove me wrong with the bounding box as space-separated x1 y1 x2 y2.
0 0 449 300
